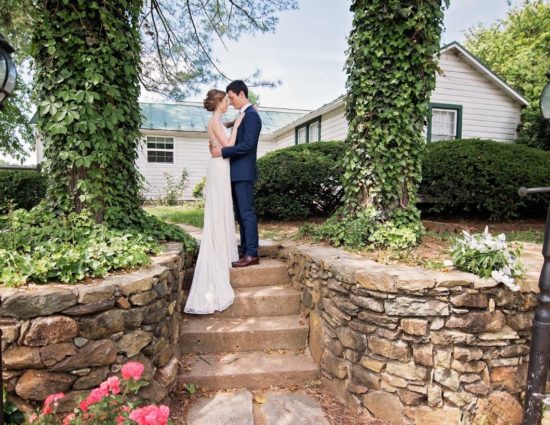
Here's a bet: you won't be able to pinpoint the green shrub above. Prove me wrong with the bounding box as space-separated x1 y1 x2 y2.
162 169 188 206
0 208 161 287
420 139 550 220
192 177 206 208
255 141 344 220
0 169 46 213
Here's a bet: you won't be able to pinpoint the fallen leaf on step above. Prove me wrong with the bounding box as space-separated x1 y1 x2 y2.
254 395 267 404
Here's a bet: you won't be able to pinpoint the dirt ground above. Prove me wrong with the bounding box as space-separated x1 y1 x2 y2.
258 217 546 269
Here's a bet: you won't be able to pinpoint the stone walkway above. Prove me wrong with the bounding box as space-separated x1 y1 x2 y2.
187 390 331 425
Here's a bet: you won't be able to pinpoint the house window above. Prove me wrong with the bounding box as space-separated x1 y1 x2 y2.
427 103 463 142
297 127 307 144
295 117 321 144
147 136 174 163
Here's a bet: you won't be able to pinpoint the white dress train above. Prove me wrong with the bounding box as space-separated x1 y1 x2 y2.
184 141 239 314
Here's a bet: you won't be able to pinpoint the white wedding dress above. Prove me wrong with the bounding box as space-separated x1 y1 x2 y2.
184 125 239 314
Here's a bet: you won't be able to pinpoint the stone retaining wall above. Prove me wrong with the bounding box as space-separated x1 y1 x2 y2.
0 243 193 412
282 243 538 424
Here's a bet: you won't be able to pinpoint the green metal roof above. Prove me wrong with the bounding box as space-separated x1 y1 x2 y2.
140 102 309 134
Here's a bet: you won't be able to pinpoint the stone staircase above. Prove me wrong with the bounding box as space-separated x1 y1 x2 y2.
178 254 319 392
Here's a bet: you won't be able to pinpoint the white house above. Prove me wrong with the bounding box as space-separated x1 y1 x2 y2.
135 103 309 198
36 42 529 200
272 42 529 148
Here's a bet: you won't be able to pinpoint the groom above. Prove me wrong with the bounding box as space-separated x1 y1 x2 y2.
211 80 261 268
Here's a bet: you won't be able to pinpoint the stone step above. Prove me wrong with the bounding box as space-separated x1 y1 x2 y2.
180 315 309 353
259 241 281 258
230 259 289 288
212 286 300 318
179 350 319 391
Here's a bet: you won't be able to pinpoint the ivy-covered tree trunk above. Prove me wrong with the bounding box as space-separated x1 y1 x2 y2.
32 0 144 227
336 0 446 248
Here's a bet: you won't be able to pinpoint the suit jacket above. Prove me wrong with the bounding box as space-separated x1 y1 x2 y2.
221 105 262 182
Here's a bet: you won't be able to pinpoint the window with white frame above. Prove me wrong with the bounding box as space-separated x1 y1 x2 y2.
308 121 319 142
427 104 462 142
296 127 307 144
147 136 174 163
295 117 321 144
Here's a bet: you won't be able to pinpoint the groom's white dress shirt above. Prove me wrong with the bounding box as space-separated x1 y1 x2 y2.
239 103 252 114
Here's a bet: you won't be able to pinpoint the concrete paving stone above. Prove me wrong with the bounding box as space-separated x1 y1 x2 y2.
259 391 331 425
187 390 253 425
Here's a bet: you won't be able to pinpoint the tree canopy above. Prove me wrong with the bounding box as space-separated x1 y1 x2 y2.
0 0 297 159
465 0 550 150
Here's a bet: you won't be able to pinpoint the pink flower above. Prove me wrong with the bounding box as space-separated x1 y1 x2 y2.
121 361 145 380
129 405 170 425
42 392 65 414
100 376 121 395
86 386 109 405
28 413 38 423
79 399 89 412
63 413 75 425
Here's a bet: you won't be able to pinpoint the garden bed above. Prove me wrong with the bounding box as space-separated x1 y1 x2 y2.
0 243 195 412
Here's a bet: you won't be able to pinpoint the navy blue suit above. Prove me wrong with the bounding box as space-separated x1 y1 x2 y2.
221 105 262 257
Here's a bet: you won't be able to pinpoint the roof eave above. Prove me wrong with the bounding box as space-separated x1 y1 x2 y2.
440 42 529 107
271 95 345 138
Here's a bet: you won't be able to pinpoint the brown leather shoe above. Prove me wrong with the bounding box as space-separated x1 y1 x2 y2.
232 256 259 268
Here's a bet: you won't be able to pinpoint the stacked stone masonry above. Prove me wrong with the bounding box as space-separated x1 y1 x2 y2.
0 243 193 412
282 243 538 425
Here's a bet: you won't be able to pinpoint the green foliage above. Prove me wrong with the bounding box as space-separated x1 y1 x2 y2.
0 208 163 287
0 83 34 162
312 206 423 251
324 0 447 249
146 206 205 229
32 0 145 227
3 386 24 425
420 139 550 220
192 177 206 202
255 142 344 220
0 0 34 161
162 169 189 206
465 0 550 150
0 169 46 213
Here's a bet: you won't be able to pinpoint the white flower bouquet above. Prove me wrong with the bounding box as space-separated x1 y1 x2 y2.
450 227 524 291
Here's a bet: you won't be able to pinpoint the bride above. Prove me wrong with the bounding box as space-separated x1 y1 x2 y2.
184 89 243 314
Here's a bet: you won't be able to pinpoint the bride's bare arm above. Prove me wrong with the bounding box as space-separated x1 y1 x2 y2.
212 114 244 147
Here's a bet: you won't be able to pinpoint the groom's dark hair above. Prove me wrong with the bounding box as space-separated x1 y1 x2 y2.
226 80 248 98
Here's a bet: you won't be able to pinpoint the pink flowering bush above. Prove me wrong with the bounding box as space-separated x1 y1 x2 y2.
27 362 172 425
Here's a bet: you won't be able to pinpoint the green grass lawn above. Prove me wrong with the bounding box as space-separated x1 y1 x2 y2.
145 205 205 228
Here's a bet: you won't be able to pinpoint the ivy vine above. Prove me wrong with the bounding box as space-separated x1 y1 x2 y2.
322 0 447 250
30 0 193 246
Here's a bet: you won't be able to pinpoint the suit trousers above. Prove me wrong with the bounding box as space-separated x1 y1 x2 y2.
231 181 259 258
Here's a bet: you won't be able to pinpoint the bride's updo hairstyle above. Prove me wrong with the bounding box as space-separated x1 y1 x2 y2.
203 89 226 112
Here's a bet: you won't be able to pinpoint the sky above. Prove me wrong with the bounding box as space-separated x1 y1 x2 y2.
173 0 526 111
5 0 527 164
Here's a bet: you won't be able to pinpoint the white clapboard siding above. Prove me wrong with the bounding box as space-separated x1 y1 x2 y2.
430 50 522 142
275 131 295 149
138 131 277 200
137 131 211 200
320 106 347 141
